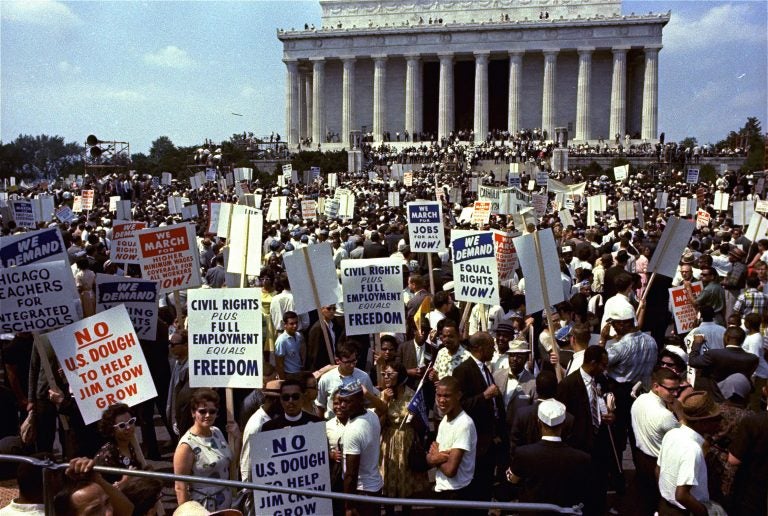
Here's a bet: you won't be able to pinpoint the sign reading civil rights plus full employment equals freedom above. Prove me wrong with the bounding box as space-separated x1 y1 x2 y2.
341 258 405 336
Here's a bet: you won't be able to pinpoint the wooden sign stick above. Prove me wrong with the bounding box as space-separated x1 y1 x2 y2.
32 333 70 431
533 230 562 382
427 253 436 296
459 301 473 339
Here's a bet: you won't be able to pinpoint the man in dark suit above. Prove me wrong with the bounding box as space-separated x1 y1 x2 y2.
688 326 758 400
452 331 508 505
362 230 388 258
306 304 345 371
507 399 591 510
556 346 616 515
405 274 431 339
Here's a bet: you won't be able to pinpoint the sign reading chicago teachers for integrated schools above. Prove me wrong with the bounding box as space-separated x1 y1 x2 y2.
341 258 405 335
187 289 263 388
406 201 445 252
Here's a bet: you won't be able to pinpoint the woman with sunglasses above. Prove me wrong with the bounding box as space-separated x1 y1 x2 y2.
173 388 239 510
93 403 144 487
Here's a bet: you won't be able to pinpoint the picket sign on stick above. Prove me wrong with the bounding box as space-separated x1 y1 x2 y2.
459 301 473 338
300 247 335 366
532 231 562 382
33 334 70 430
641 217 695 304
427 254 435 295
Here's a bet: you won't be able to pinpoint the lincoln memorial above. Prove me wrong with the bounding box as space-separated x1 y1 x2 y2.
278 0 668 147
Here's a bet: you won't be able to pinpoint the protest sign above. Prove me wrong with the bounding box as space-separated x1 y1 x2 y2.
500 188 532 215
181 204 199 220
647 217 696 279
116 200 132 220
81 190 94 211
72 196 82 213
96 275 158 340
234 167 253 182
493 230 519 283
451 230 500 306
33 196 55 223
55 205 75 223
323 198 340 218
301 200 317 220
679 197 696 217
613 164 629 182
535 170 548 186
713 191 729 212
161 172 172 185
189 175 201 190
587 194 607 212
11 199 35 228
136 223 201 294
283 242 342 315
458 206 474 224
655 192 668 209
266 196 287 221
755 200 768 214
205 168 216 182
686 168 700 184
207 202 221 235
547 179 587 197
109 196 120 212
532 194 548 218
387 191 400 207
227 211 263 276
187 289 263 388
732 200 754 227
406 201 445 252
559 209 575 228
617 200 635 221
327 173 337 188
250 422 332 516
0 227 68 267
335 190 355 219
47 305 158 425
0 260 78 333
669 282 702 334
478 186 506 215
469 177 479 192
111 220 148 264
696 209 711 229
513 229 564 314
341 258 405 335
745 213 768 242
403 172 413 186
471 201 491 226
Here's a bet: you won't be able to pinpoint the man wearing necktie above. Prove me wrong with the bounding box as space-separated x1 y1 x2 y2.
492 340 536 431
451 331 509 509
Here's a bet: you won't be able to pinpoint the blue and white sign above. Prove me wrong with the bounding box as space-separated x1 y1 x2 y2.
451 230 500 306
406 201 445 252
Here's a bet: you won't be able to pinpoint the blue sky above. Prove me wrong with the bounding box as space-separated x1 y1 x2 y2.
2 0 766 155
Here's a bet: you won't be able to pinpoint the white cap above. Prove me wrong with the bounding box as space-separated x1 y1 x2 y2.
604 303 635 321
538 399 566 427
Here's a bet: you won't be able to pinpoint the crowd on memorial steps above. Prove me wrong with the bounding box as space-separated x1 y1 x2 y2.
0 127 766 516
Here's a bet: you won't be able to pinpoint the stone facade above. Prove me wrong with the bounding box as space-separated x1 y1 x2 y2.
278 0 668 146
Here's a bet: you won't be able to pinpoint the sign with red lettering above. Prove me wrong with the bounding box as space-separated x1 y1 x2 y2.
81 190 94 211
493 230 519 283
47 305 158 424
669 282 702 334
135 223 201 294
111 220 147 264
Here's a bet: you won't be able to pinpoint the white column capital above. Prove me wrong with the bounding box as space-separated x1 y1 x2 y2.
508 50 524 59
577 47 595 56
309 56 325 63
644 45 663 55
340 55 357 64
438 52 454 63
404 53 421 62
543 49 559 59
372 54 388 63
611 46 631 55
473 51 490 63
284 59 299 70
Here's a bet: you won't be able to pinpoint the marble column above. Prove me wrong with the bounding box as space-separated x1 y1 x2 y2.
284 59 299 145
541 50 558 139
415 60 423 135
311 58 325 145
373 55 387 142
298 70 307 140
438 52 454 141
341 56 356 147
507 51 523 134
405 54 420 140
304 73 313 141
575 47 594 142
642 45 661 140
473 51 490 143
609 46 629 141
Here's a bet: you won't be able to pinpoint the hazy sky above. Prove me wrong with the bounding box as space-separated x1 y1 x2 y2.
2 0 765 154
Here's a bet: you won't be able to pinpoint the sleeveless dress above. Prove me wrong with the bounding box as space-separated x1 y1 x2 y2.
178 426 233 510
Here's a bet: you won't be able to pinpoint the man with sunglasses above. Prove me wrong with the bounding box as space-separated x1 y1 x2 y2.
262 379 322 431
631 367 682 515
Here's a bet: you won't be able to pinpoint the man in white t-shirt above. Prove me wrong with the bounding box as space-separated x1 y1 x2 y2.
315 341 380 419
339 379 383 516
428 376 477 513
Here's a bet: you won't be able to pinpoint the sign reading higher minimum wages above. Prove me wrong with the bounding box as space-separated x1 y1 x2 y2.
406 201 445 252
135 223 201 294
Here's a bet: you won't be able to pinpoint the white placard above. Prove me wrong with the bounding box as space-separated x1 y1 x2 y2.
96 274 158 341
217 202 233 238
116 200 132 220
655 192 668 210
493 230 519 283
266 196 287 222
617 200 635 221
341 258 405 335
387 191 400 207
513 229 565 314
406 201 446 252
745 213 768 242
11 199 35 228
187 289 263 388
161 172 172 185
283 242 342 314
135 223 202 294
559 209 575 228
686 168 700 184
301 200 317 220
81 190 94 211
713 192 729 212
72 196 82 213
109 196 120 212
669 282 703 334
732 200 754 227
327 173 337 188
227 212 264 276
613 165 629 182
647 217 696 278
181 204 199 220
207 202 220 234
0 227 68 267
451 230 500 306
755 200 768 214
471 201 492 226
47 305 158 425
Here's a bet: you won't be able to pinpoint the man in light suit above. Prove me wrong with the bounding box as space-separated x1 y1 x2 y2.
492 339 536 431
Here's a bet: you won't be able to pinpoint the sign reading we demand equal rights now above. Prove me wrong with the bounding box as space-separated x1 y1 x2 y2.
135 223 201 294
47 305 157 425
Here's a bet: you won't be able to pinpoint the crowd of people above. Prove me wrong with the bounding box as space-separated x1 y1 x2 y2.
0 137 766 516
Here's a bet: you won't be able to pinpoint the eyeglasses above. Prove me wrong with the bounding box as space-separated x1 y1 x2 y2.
323 306 336 311
660 360 680 370
657 384 683 394
381 372 397 377
339 357 357 365
196 408 218 416
113 417 136 430
281 393 302 401
381 348 396 352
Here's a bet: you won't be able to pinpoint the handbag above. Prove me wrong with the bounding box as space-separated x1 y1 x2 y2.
407 427 430 473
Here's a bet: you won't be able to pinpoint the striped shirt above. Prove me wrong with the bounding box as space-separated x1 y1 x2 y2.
732 288 766 317
607 331 658 386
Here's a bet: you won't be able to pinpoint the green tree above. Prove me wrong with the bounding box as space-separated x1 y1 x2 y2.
700 163 717 183
678 136 698 149
0 134 84 179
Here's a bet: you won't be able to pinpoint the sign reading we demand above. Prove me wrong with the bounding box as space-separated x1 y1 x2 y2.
47 305 157 425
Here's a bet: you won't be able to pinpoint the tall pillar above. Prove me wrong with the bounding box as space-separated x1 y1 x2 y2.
473 52 490 143
415 60 423 135
575 47 594 142
284 59 299 145
438 52 454 141
642 45 661 140
311 58 325 145
341 56 356 147
305 74 313 141
298 70 307 139
405 54 420 140
541 50 558 139
508 51 523 134
373 55 387 142
609 46 629 141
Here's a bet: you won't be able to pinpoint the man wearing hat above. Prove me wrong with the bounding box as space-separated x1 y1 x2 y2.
493 339 536 413
722 247 747 320
657 391 722 515
239 379 283 481
505 399 590 509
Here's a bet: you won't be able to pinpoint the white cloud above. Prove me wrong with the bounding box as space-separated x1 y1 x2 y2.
143 46 197 69
94 88 146 102
1 0 82 28
58 60 81 74
665 4 765 51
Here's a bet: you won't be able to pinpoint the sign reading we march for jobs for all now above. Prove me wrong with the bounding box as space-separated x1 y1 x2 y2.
47 305 157 425
406 201 445 252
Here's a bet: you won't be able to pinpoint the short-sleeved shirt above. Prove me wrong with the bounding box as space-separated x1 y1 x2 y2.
433 346 470 380
607 331 658 386
657 425 709 509
315 367 380 419
342 409 383 492
630 392 679 458
274 331 304 373
435 410 477 492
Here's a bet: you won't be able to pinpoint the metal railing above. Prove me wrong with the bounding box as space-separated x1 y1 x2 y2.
0 454 582 515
